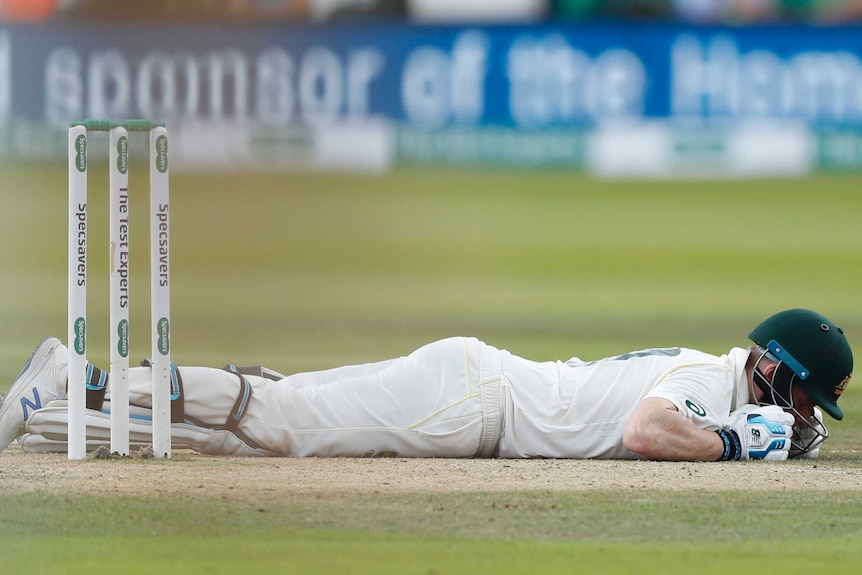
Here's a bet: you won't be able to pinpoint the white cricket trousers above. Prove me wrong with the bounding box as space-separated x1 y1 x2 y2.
126 337 504 457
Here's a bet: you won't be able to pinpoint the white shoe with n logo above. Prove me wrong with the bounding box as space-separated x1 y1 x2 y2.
0 337 68 454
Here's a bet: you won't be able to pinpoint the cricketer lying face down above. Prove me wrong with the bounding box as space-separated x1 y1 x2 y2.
0 308 852 462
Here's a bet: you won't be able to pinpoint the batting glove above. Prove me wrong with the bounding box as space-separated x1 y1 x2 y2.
717 405 795 461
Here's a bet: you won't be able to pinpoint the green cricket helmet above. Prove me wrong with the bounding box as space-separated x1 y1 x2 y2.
749 309 853 420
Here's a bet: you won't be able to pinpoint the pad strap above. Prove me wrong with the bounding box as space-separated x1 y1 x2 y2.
220 366 253 434
221 364 285 381
140 359 185 424
85 364 108 411
184 366 264 451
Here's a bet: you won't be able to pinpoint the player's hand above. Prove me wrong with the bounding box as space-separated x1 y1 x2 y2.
726 405 795 461
791 407 828 460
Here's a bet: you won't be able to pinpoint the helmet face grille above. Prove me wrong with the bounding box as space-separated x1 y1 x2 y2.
752 348 830 457
750 309 853 421
752 355 795 408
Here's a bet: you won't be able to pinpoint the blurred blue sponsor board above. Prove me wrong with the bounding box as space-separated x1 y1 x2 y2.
1 22 860 173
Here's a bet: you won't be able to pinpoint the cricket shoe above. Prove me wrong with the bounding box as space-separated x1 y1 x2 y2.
0 337 68 453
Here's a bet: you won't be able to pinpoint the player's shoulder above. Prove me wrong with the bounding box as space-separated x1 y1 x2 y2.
672 347 727 363
568 346 724 368
614 347 714 361
676 346 718 357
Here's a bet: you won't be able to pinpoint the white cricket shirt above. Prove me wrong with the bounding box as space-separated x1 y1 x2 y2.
497 346 752 459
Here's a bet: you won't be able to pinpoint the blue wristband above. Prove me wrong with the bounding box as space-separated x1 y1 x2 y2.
716 429 741 461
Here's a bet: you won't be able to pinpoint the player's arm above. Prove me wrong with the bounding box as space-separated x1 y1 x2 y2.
622 397 725 461
624 398 796 461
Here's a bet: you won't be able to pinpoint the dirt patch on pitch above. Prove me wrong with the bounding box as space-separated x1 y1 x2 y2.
2 444 860 497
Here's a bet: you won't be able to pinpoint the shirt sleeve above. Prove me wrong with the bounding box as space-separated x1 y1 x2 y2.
643 362 733 432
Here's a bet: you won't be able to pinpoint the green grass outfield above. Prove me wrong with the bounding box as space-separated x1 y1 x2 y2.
2 164 862 573
4 488 862 574
3 533 862 575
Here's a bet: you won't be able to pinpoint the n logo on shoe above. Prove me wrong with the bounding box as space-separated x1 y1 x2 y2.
21 387 41 419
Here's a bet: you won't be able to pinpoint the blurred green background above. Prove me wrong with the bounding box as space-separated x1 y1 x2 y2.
2 162 860 385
